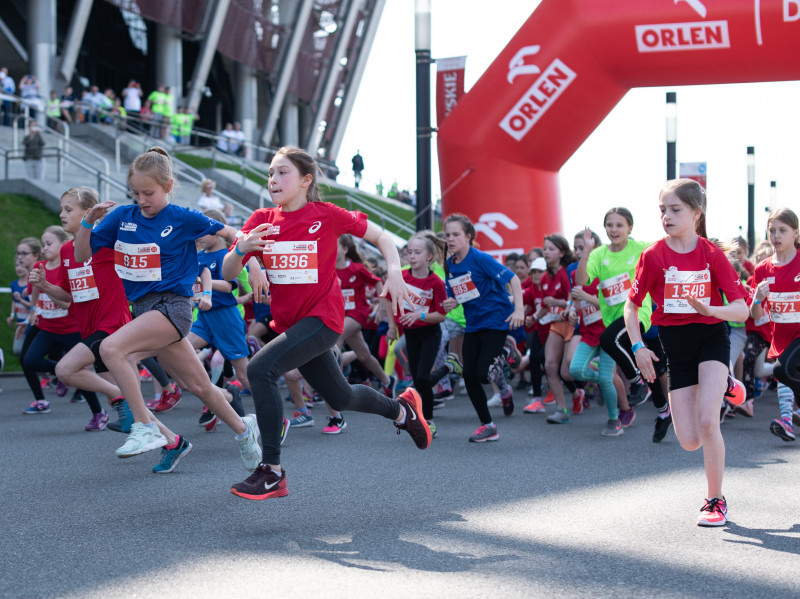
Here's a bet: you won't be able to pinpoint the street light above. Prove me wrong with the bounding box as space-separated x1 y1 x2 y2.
747 146 755 251
415 0 432 232
666 92 677 181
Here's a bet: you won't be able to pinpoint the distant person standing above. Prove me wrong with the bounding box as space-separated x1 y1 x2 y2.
23 120 46 179
352 151 364 189
122 80 142 120
1 67 17 126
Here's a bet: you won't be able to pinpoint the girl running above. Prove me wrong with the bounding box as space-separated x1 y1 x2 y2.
625 178 748 527
221 146 429 501
751 208 800 442
74 147 261 473
442 214 524 442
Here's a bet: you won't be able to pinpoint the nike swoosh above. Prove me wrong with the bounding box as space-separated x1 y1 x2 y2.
264 478 280 490
408 405 417 421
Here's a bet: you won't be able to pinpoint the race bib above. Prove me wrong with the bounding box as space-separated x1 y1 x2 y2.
768 291 800 323
37 293 68 319
449 273 480 304
599 272 631 307
663 268 711 314
68 264 99 303
539 304 563 325
403 283 433 314
114 240 162 282
342 288 356 311
580 300 603 325
262 241 318 284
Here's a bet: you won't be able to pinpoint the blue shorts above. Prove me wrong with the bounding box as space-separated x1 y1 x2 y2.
191 304 249 360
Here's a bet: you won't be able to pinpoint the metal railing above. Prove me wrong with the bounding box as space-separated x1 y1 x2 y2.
326 191 416 237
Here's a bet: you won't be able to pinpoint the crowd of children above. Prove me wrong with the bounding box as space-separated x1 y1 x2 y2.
6 144 800 527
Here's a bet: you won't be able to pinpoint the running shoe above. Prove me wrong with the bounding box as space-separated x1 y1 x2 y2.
523 399 546 414
501 390 514 416
601 419 623 437
56 380 69 397
542 390 556 405
237 414 262 472
653 413 673 443
116 422 167 458
504 336 522 370
198 407 216 427
697 497 728 527
394 388 432 449
546 408 570 424
23 400 51 414
734 398 754 418
382 375 397 398
152 436 192 473
486 393 502 407
246 336 261 357
724 375 745 407
138 368 152 382
108 398 133 433
719 400 732 423
627 379 650 406
231 464 288 500
428 421 438 439
434 389 454 402
770 417 796 442
289 411 314 427
204 413 220 432
226 383 245 417
619 408 636 428
322 415 347 434
395 377 415 394
70 390 85 403
40 377 52 390
469 424 499 442
753 377 764 399
312 393 325 405
280 417 290 446
153 385 183 412
445 352 464 376
145 397 160 410
433 400 446 410
572 389 585 415
85 411 109 431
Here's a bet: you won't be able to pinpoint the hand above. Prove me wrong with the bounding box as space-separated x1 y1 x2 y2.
28 313 39 328
634 346 660 383
12 291 21 302
442 297 458 313
15 323 26 339
543 296 557 307
683 291 712 316
84 200 116 225
386 325 399 343
380 270 411 316
582 227 596 251
571 286 590 302
237 224 278 255
248 266 269 304
198 295 212 311
754 281 770 302
28 265 46 288
568 308 579 326
398 310 421 327
237 291 253 305
505 307 525 330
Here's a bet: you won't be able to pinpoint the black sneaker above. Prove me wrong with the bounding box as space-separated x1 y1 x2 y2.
653 413 673 443
394 388 431 449
434 389 454 401
199 407 216 427
231 464 289 500
383 375 397 398
627 379 650 406
226 383 245 417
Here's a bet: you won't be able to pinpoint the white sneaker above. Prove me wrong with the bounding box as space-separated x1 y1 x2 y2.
237 414 262 472
116 422 167 458
486 393 502 407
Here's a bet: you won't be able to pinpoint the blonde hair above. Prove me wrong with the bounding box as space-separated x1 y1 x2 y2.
128 146 176 196
408 230 446 266
42 225 72 243
203 208 226 226
61 186 99 210
201 178 216 193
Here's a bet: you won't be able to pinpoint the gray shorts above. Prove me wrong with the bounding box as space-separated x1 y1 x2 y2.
132 292 194 339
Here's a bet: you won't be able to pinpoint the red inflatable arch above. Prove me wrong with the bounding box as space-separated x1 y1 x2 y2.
437 0 800 260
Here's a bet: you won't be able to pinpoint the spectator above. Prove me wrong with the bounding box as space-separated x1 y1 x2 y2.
45 91 64 132
376 179 384 196
84 85 106 123
147 84 167 138
22 120 46 179
111 97 127 130
223 203 244 229
60 86 77 123
352 150 364 188
19 75 40 118
172 107 197 144
218 122 234 153
122 79 142 119
197 179 224 211
231 122 246 157
1 67 17 126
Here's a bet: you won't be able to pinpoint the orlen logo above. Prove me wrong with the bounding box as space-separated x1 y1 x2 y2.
635 0 729 53
507 45 541 84
499 56 577 142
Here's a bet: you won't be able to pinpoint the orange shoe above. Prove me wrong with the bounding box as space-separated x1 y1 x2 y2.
542 390 556 405
523 399 546 414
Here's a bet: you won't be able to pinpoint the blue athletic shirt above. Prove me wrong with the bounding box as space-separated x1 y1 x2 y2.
446 246 514 333
90 204 223 301
197 248 238 308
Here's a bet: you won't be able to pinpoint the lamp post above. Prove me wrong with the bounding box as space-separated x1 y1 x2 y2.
747 146 755 251
415 0 432 232
666 92 677 181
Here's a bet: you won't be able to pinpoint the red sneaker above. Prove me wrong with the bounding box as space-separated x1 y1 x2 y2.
572 389 585 415
394 388 431 449
543 390 556 405
153 385 183 412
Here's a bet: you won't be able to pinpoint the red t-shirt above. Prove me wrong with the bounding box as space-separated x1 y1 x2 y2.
389 269 447 331
30 260 78 335
576 278 604 347
56 241 132 338
236 202 368 335
337 261 382 328
744 273 771 344
629 237 748 327
539 266 571 325
753 252 800 359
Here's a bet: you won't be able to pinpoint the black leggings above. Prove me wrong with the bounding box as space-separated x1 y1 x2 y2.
22 327 102 413
527 331 545 396
404 325 442 421
599 316 668 410
742 332 770 401
247 317 400 464
462 329 508 425
773 337 800 399
140 357 170 387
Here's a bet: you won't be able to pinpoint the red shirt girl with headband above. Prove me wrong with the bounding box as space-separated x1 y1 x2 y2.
625 178 748 528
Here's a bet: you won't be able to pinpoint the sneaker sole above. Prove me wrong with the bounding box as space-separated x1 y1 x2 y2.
153 442 193 474
290 420 314 428
697 516 728 527
601 429 624 437
469 433 499 442
23 409 51 414
523 409 546 414
230 486 289 500
116 437 168 458
769 421 796 442
153 402 180 413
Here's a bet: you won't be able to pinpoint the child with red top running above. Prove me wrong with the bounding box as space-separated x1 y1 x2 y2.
74 147 261 474
625 179 748 527
750 208 800 442
24 226 103 423
385 232 447 437
221 146 429 501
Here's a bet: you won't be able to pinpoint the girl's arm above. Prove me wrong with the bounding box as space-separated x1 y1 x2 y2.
575 228 596 286
624 298 659 383
215 225 238 245
74 200 115 263
362 221 411 315
750 281 769 320
198 267 213 311
686 296 750 322
506 275 524 329
28 265 71 306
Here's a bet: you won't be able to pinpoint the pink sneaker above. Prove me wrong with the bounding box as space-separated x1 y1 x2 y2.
523 399 545 414
322 415 347 434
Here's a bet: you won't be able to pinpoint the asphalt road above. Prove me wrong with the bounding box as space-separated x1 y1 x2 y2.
1 374 798 599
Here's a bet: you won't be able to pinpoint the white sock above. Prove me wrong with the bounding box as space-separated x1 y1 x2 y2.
396 405 407 425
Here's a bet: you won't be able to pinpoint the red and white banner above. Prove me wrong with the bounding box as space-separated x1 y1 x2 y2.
680 162 707 189
436 56 467 126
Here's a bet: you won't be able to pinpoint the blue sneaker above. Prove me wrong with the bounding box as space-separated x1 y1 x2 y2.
23 400 51 414
289 411 314 427
107 398 133 433
152 436 193 473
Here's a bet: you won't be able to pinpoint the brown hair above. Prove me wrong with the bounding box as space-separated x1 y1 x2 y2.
767 208 800 249
574 229 602 249
42 225 72 244
603 207 634 228
61 186 99 210
543 233 574 272
18 237 42 258
661 179 707 238
338 234 363 263
203 208 227 226
274 146 322 202
128 146 176 196
408 230 446 266
443 213 477 276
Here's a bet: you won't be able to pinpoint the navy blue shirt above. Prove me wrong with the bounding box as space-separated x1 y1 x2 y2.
197 248 238 308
